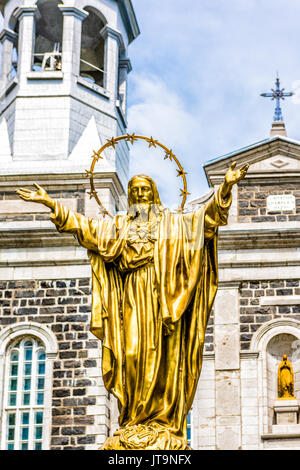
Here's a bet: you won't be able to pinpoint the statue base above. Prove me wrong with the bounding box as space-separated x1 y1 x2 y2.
274 398 299 426
100 424 191 450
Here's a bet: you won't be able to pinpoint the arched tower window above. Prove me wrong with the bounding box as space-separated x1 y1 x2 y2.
33 0 63 71
8 13 19 81
3 337 46 450
80 7 106 87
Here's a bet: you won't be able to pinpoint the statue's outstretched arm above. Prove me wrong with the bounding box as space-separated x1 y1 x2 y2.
204 161 249 239
17 183 98 251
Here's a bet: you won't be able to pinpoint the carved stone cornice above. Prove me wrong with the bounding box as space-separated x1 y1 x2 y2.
57 5 88 21
218 227 300 250
13 6 37 21
0 28 18 43
100 25 125 49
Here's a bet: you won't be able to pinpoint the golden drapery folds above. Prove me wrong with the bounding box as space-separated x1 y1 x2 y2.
50 181 231 450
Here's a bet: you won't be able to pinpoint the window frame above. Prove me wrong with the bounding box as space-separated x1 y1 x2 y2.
3 337 46 450
0 322 58 450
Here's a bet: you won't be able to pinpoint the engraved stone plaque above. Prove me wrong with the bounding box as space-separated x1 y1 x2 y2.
267 194 295 211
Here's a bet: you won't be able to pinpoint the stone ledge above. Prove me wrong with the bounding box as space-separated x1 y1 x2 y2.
262 432 300 439
219 227 300 249
0 226 77 248
261 296 300 306
76 76 110 99
27 71 63 80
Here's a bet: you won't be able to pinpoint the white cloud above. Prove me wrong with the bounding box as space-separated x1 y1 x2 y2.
127 74 207 208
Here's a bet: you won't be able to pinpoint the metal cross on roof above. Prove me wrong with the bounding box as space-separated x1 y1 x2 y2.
260 75 294 122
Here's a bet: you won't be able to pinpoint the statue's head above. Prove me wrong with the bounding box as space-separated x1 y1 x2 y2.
283 354 288 362
128 175 162 207
127 175 162 219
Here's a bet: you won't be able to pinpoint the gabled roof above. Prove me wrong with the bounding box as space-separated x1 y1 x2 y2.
203 135 300 186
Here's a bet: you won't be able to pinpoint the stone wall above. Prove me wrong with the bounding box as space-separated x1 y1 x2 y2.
238 183 300 223
240 279 300 350
0 277 109 450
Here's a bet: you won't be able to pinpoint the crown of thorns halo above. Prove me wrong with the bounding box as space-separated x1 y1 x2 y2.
86 134 190 218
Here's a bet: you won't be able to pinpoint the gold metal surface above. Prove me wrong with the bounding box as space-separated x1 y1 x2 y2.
16 151 249 450
278 354 296 400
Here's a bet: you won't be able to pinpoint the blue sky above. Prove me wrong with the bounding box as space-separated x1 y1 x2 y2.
127 0 300 207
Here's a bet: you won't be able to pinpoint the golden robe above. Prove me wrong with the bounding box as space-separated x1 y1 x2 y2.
50 187 231 445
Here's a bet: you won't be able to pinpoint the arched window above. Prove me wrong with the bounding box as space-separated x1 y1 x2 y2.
0 322 58 450
0 12 19 89
33 0 63 71
3 337 46 450
8 16 19 81
80 7 106 87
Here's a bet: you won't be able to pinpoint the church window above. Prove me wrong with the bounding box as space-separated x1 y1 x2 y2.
32 0 63 72
80 7 106 87
3 337 46 450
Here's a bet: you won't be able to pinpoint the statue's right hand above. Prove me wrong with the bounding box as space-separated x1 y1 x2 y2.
16 183 54 209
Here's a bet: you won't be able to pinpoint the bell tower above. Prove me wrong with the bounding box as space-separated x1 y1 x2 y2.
0 0 139 212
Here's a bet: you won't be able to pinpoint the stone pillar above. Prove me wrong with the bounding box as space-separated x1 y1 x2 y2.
101 26 123 100
214 282 241 449
58 5 88 80
13 6 36 85
0 29 18 92
227 184 238 225
118 58 132 115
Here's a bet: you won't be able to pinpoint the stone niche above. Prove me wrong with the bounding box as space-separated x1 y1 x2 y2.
266 333 300 432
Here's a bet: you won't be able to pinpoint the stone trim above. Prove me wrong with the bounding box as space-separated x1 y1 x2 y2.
76 76 110 99
119 58 132 74
261 296 300 306
13 6 37 21
219 227 300 250
57 5 88 21
261 433 300 439
27 71 63 81
0 29 18 44
0 321 58 357
100 25 125 49
250 318 300 352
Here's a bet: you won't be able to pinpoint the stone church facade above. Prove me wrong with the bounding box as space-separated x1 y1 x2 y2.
189 122 300 450
0 0 300 451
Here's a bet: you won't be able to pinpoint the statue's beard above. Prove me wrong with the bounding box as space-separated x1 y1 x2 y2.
128 202 156 220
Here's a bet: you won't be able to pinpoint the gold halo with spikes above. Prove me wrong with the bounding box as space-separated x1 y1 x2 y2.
86 134 190 218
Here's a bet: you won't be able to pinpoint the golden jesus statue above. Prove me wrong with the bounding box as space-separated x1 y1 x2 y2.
17 161 248 450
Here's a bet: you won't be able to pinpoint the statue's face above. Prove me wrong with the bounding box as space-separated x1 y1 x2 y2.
129 177 154 205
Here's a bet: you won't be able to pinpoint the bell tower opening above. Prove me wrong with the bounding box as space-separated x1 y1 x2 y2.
33 0 63 72
80 7 105 88
8 12 19 81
